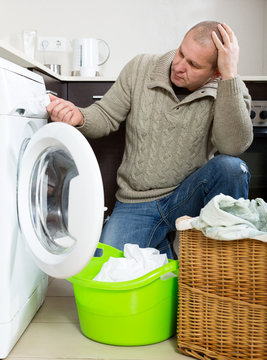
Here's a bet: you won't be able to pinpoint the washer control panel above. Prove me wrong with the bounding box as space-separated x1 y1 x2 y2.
250 100 267 127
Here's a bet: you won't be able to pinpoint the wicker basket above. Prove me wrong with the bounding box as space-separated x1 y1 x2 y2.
177 228 267 360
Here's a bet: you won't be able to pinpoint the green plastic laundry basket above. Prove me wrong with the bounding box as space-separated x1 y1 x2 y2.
68 242 179 346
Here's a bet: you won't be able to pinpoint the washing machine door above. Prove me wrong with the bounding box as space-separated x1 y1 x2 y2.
18 122 104 278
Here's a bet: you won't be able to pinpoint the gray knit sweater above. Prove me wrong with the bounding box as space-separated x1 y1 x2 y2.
78 51 253 203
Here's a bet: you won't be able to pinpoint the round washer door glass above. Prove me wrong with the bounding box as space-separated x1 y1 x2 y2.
18 122 104 278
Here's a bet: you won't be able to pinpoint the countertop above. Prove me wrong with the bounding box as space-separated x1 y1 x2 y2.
1 39 267 82
0 40 116 82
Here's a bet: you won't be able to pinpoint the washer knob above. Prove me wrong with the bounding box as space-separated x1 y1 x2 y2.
250 110 256 119
259 110 267 120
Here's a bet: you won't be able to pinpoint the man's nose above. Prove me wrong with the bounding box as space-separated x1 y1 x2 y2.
175 58 187 72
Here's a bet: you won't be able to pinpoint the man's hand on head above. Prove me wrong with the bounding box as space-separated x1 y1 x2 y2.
211 23 239 80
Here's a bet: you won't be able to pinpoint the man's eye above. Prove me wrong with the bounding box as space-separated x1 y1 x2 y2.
190 62 198 68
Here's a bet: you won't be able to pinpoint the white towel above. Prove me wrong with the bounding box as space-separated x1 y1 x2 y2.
93 244 168 282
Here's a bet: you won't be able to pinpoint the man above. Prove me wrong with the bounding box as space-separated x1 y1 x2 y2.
47 21 253 258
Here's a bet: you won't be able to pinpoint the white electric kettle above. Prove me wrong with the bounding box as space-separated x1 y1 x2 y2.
72 38 110 77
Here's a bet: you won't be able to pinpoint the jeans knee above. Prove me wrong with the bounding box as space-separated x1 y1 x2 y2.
204 155 250 200
212 155 250 180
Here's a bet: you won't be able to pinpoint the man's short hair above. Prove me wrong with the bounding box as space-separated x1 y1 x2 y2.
185 21 224 68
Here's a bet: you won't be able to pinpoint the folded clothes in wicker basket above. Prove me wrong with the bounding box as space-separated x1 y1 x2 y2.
176 194 267 241
175 195 267 360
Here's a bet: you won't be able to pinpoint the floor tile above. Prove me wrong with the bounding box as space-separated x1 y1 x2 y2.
8 322 193 360
46 278 74 296
7 358 99 360
32 296 79 324
6 272 195 360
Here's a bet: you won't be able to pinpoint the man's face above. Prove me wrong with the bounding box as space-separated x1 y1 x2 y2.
171 31 219 91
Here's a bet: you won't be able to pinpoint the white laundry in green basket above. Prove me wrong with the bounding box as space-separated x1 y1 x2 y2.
93 244 168 282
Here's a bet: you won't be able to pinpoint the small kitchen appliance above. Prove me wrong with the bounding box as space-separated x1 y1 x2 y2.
72 38 110 76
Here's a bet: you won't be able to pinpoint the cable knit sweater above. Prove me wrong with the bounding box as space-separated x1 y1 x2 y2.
78 50 253 203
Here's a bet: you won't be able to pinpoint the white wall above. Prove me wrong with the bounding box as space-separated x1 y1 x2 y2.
1 0 266 77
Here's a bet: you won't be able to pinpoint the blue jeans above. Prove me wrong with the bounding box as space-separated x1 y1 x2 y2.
100 155 250 258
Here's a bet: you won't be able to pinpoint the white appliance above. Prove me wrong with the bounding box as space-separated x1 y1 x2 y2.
72 38 110 76
0 58 104 358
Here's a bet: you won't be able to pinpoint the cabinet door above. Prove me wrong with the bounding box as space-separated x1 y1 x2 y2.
68 81 113 106
32 70 67 99
242 81 267 200
68 81 125 218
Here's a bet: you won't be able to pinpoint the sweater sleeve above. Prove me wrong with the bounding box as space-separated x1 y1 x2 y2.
77 57 135 139
211 76 253 156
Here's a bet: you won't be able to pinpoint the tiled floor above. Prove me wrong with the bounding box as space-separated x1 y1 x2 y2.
6 278 194 360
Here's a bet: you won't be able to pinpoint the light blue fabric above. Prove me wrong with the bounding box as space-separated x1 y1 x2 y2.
192 194 267 240
100 155 251 257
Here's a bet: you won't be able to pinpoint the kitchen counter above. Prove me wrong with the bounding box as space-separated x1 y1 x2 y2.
0 40 116 82
1 39 267 82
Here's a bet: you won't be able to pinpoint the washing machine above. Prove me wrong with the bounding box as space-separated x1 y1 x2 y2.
0 57 104 358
